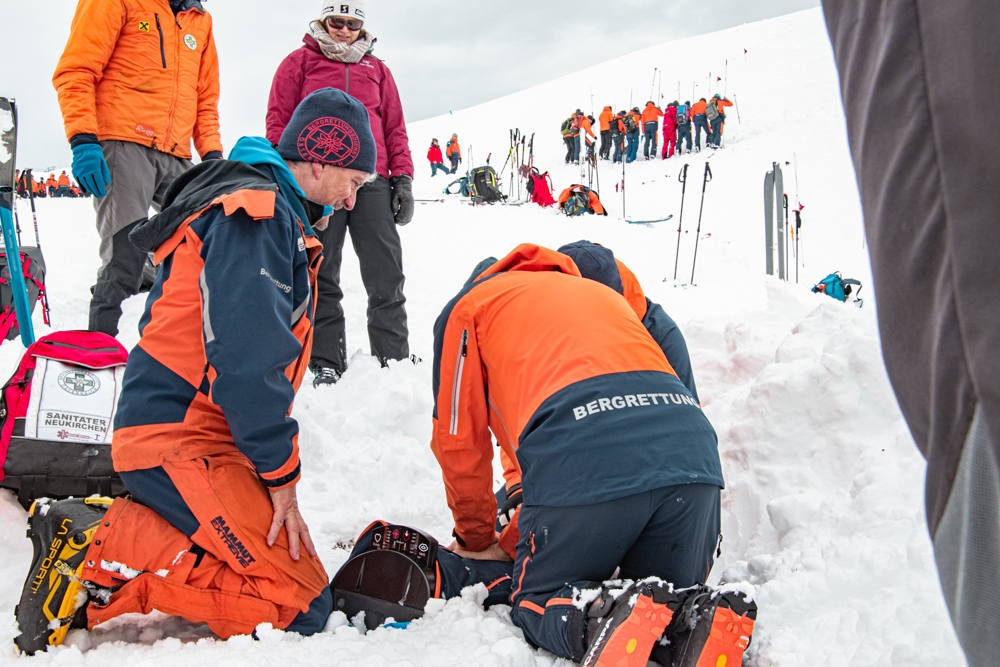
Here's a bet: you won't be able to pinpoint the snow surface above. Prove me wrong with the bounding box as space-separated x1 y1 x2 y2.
0 8 965 666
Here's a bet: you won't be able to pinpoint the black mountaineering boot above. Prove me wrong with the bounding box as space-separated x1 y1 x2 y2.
14 497 112 655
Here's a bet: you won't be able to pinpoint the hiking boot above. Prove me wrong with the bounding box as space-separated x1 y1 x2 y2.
656 585 757 667
311 364 343 387
581 580 681 667
14 497 113 655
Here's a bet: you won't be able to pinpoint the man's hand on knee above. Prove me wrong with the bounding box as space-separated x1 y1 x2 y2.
267 486 318 561
446 532 513 562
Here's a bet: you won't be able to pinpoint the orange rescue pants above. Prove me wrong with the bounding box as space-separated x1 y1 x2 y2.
80 454 329 638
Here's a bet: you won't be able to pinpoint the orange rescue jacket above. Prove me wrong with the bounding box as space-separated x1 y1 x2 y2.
642 103 664 125
430 245 721 558
599 107 613 132
691 100 708 117
53 0 222 160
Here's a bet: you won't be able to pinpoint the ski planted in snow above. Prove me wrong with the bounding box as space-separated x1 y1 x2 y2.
0 97 36 346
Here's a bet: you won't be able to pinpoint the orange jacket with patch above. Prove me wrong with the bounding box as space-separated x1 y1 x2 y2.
430 245 722 558
599 107 613 132
641 104 664 125
52 0 222 160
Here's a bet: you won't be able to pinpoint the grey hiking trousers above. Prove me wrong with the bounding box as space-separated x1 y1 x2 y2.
90 141 190 336
310 175 409 372
823 2 1000 664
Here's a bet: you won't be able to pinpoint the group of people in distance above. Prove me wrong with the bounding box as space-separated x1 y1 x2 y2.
562 94 733 165
11 1 755 666
427 134 462 176
14 169 87 199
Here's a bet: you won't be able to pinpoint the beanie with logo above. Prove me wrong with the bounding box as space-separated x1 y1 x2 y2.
321 1 366 20
276 87 377 174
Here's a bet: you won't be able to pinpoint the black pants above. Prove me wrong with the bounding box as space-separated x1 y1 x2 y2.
599 130 612 159
311 175 409 372
89 220 149 337
509 484 721 660
563 136 576 163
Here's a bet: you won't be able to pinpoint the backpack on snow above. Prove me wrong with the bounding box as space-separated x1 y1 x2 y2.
558 184 607 217
622 114 639 133
813 272 863 307
468 166 505 204
524 167 556 208
677 105 690 125
0 331 129 509
0 246 49 341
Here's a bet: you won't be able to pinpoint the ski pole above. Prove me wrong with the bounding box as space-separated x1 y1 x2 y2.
783 194 790 280
621 146 627 220
690 163 713 285
673 164 690 280
734 94 741 124
24 169 41 248
795 207 804 282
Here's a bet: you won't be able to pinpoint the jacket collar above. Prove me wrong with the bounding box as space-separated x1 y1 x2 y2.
471 244 582 284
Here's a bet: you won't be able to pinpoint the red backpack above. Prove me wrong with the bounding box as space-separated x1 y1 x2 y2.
0 331 129 508
525 167 556 208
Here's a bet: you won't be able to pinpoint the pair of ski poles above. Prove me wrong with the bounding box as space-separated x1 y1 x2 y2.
672 162 712 285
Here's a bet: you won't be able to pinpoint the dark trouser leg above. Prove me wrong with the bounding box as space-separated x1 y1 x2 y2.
346 176 409 365
600 130 611 158
450 156 459 173
89 220 151 336
310 209 350 372
711 118 724 145
508 485 721 661
564 136 575 162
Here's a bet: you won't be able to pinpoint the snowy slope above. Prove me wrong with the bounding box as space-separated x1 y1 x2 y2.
0 8 965 666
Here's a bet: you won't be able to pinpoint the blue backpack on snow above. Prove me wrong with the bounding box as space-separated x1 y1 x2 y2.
813 272 863 306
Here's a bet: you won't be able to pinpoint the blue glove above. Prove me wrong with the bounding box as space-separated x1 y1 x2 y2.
71 143 110 198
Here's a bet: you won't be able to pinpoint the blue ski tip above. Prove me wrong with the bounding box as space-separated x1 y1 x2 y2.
383 621 410 630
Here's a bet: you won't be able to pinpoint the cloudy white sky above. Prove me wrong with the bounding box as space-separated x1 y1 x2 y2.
4 0 818 167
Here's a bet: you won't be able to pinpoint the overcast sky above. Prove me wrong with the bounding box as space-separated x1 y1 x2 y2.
3 0 818 168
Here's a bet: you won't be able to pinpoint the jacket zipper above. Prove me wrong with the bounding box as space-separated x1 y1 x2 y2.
345 63 350 95
41 341 119 353
449 330 468 436
163 12 184 152
155 14 166 68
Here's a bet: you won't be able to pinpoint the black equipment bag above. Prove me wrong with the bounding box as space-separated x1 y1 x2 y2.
1 437 125 510
469 166 505 204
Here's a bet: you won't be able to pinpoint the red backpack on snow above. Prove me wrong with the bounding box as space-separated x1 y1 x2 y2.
524 167 556 208
0 331 129 508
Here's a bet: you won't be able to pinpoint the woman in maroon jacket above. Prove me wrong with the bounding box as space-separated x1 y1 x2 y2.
266 0 415 385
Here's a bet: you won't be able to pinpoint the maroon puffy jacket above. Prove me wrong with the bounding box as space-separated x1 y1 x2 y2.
266 34 414 180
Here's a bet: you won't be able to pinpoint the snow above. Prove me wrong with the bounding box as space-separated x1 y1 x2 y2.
0 8 965 666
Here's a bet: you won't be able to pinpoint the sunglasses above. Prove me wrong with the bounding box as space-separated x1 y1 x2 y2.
326 16 364 31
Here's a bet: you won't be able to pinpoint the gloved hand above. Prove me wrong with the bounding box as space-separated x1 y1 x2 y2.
201 150 223 161
71 143 110 198
390 174 414 226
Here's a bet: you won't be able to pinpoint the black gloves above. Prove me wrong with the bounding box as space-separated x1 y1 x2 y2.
201 151 223 161
390 174 414 226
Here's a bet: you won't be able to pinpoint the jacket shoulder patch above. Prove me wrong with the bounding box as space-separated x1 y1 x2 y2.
216 190 276 221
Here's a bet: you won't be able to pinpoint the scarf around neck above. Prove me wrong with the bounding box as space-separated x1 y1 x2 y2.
309 21 376 64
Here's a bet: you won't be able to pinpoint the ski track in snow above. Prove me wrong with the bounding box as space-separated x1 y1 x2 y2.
0 9 964 666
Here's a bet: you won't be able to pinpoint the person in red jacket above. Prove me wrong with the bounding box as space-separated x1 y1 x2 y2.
662 102 679 159
428 138 449 177
267 0 415 386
